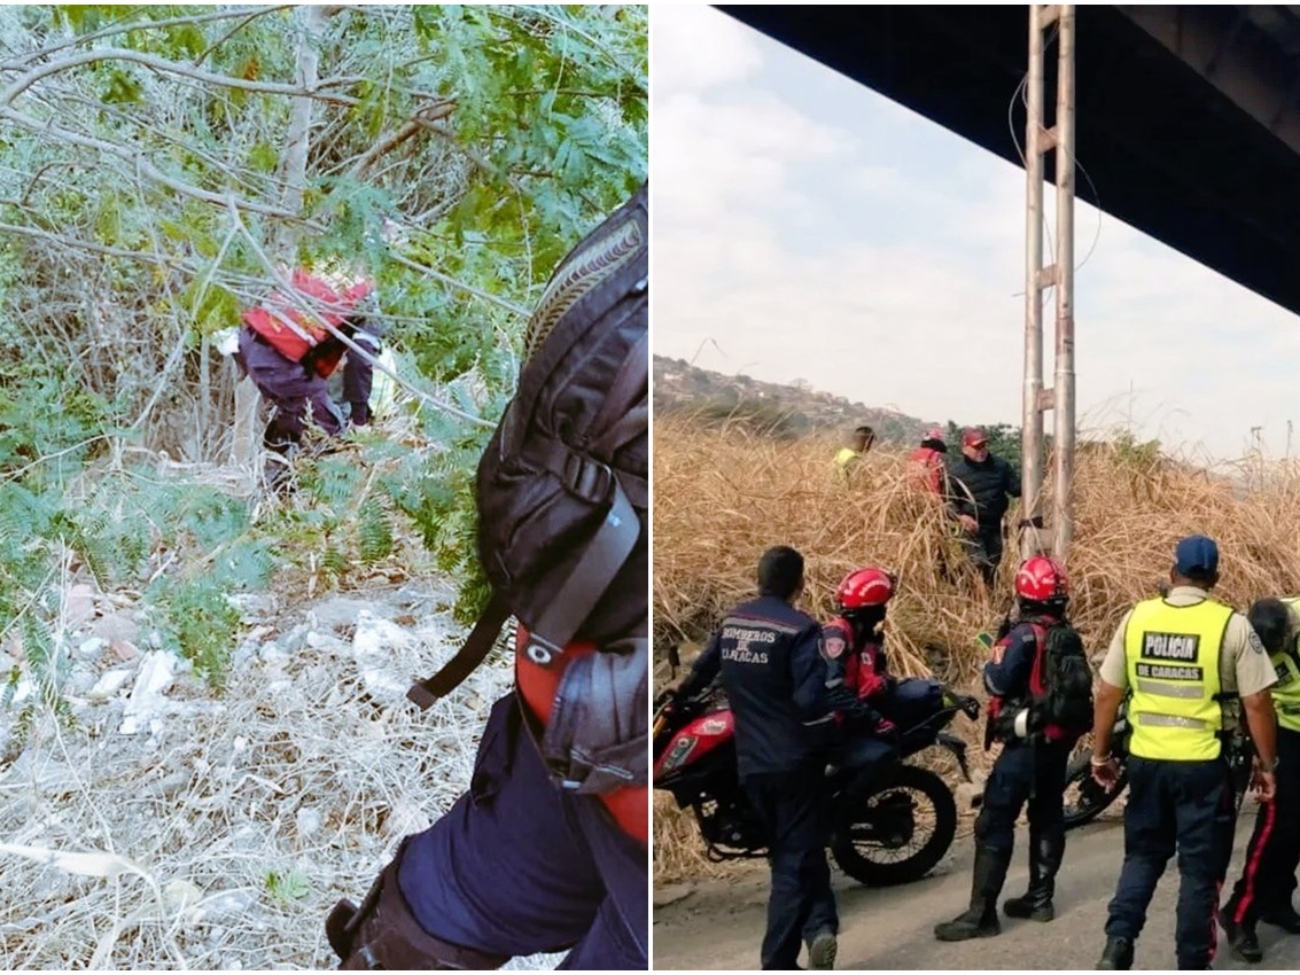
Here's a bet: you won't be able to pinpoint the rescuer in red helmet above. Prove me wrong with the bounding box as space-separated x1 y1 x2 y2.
235 268 384 472
934 554 1094 943
908 426 948 495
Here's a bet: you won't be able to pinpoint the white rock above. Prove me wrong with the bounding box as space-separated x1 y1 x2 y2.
76 637 106 661
163 878 203 914
195 888 257 920
118 652 177 735
63 583 97 628
92 612 139 645
352 610 416 703
88 669 134 701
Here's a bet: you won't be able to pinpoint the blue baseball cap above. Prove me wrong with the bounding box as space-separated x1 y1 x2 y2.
1174 535 1219 579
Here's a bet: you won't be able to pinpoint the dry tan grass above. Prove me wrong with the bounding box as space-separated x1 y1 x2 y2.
652 414 1300 882
0 589 559 970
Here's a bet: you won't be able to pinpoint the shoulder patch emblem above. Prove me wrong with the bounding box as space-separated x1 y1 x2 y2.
1248 628 1266 655
824 636 846 660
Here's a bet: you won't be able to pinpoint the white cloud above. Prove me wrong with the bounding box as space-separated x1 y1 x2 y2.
651 7 1300 460
650 6 763 94
654 90 848 226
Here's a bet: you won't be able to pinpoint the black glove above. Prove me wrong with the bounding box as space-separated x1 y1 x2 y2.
350 401 371 426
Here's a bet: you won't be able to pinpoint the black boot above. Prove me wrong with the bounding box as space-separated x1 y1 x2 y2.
934 844 1009 942
1004 830 1064 922
1221 916 1262 963
1096 936 1134 970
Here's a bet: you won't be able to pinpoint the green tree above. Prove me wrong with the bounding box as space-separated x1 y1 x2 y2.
0 4 647 461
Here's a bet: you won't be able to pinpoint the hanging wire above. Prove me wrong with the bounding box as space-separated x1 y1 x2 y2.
1004 21 1104 291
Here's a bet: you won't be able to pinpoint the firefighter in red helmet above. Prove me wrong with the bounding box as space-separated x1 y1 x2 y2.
935 555 1094 942
908 426 948 496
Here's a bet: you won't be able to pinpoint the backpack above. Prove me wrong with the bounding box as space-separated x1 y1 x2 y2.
408 184 649 796
1028 619 1094 739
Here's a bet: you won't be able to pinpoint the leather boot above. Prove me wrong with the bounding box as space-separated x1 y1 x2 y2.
1221 916 1262 963
1096 936 1134 970
934 844 1009 941
1003 830 1064 922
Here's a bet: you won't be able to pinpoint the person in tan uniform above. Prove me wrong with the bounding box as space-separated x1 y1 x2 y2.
1091 535 1278 971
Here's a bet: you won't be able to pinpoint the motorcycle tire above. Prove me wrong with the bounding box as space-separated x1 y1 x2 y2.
831 764 957 887
1063 747 1127 830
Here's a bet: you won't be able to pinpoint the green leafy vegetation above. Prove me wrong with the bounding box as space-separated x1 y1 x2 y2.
0 3 646 731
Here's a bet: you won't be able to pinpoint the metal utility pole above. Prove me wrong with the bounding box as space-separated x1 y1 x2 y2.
1021 4 1077 562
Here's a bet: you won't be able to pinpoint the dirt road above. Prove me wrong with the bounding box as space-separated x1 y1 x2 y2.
653 812 1300 970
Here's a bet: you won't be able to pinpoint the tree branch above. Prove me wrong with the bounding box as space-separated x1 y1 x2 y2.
0 104 322 224
386 251 531 318
0 47 367 108
0 6 293 71
345 99 456 182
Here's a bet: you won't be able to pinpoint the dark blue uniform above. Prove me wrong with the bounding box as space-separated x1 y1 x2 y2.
396 695 646 969
936 615 1072 942
237 325 379 449
1104 756 1235 969
980 620 1071 862
679 595 837 970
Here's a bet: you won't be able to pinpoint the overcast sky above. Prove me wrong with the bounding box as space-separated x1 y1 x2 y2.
651 6 1300 462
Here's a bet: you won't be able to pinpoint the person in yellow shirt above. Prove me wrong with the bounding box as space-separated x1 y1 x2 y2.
1090 535 1278 971
833 426 875 481
1220 596 1300 962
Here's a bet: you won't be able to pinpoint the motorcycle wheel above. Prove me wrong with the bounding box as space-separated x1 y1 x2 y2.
831 764 957 887
1063 747 1127 830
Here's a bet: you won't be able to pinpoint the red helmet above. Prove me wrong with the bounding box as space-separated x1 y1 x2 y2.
836 567 896 612
1015 555 1069 602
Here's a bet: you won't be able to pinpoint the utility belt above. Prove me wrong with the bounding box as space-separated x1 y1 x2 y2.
985 696 1037 749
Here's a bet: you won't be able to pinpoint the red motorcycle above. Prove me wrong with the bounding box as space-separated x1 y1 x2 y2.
654 649 981 886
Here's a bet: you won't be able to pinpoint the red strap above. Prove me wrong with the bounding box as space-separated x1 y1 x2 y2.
1026 622 1048 698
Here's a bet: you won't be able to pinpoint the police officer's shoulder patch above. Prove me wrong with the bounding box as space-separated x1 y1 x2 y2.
1248 625 1266 655
825 636 846 659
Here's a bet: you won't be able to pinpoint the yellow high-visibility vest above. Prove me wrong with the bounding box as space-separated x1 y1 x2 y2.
834 447 861 470
1124 596 1234 761
1271 597 1300 733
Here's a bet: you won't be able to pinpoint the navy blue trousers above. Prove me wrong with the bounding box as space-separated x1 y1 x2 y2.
1104 755 1235 970
976 738 1070 856
800 736 895 947
746 763 837 970
396 694 647 969
237 327 345 446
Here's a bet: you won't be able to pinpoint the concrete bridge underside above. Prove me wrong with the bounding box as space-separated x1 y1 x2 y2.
720 5 1300 319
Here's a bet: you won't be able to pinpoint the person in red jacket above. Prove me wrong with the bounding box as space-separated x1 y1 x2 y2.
824 566 896 708
908 427 948 495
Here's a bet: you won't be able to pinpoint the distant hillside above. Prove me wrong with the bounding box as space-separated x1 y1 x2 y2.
653 355 937 444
